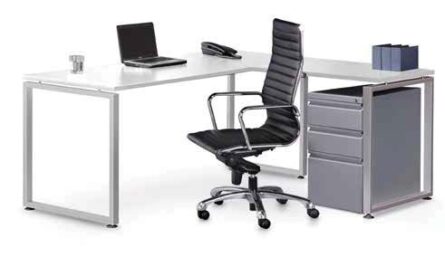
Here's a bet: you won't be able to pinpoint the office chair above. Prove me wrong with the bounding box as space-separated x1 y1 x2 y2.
188 18 319 229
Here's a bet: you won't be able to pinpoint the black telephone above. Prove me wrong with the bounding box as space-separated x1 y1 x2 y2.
201 42 242 59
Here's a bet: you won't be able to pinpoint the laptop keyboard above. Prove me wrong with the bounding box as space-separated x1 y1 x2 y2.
137 57 172 63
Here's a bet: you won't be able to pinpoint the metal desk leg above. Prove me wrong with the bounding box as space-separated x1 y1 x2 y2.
298 73 309 178
423 77 434 196
362 77 434 218
224 71 308 178
362 86 373 217
259 73 307 177
23 81 119 227
226 74 236 128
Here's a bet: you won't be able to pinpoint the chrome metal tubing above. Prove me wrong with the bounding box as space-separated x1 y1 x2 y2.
197 191 250 210
210 186 248 197
227 74 236 129
299 73 309 177
251 192 267 219
23 81 120 226
238 104 300 150
199 183 314 219
362 76 434 215
207 90 262 130
258 190 312 209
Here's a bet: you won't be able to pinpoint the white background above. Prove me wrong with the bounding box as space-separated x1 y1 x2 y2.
1 0 443 256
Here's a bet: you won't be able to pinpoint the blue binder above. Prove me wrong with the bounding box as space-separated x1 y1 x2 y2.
372 44 418 71
382 45 402 70
391 45 418 71
372 44 391 70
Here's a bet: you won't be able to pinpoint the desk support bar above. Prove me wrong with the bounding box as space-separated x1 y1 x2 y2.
362 76 434 216
424 78 434 195
226 74 236 128
23 81 119 227
299 73 308 177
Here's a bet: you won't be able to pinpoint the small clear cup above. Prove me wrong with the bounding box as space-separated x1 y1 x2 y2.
69 55 84 73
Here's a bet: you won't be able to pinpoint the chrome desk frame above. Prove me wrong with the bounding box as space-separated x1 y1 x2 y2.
23 81 119 226
23 74 290 227
362 76 434 218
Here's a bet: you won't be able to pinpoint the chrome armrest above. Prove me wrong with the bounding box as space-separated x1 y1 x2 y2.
207 91 263 130
238 104 300 150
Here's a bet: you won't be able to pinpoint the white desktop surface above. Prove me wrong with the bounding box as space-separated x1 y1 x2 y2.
24 51 434 91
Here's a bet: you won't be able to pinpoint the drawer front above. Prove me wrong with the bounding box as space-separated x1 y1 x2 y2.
308 157 363 213
308 104 362 131
308 130 362 159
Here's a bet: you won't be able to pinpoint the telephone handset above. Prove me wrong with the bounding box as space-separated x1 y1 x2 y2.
201 42 242 59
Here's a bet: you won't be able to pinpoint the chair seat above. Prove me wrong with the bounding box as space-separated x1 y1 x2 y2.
187 128 286 154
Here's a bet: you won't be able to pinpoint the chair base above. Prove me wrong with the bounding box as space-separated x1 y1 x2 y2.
197 175 319 229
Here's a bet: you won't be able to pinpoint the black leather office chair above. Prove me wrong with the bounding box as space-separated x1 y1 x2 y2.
188 19 319 229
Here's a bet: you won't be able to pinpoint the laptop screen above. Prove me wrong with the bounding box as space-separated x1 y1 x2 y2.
117 22 158 62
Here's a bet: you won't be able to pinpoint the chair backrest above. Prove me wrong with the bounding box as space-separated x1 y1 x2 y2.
261 18 303 143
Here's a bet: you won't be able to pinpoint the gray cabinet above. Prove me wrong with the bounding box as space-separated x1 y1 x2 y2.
308 86 421 213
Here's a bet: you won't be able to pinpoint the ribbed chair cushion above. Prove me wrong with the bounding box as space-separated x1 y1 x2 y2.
260 19 302 143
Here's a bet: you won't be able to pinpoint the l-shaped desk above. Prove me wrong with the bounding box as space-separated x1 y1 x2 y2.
23 51 434 226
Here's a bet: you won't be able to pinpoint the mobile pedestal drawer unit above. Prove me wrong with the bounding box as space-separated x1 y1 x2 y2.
307 85 421 216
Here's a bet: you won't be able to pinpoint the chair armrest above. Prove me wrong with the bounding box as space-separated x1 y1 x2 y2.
238 104 300 150
207 91 263 130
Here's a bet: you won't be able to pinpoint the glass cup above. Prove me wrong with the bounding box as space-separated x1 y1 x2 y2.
69 55 84 73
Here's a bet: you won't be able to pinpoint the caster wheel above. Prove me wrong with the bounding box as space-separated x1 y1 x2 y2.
307 208 320 219
197 210 210 220
249 203 256 211
276 199 288 205
297 175 305 179
24 207 35 211
258 219 271 229
363 214 374 219
423 197 432 200
106 224 118 228
215 200 224 205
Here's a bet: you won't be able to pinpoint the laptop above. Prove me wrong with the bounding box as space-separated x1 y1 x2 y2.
117 22 187 68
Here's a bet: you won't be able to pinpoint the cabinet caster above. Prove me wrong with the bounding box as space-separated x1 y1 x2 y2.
297 175 305 179
24 207 35 211
423 197 432 200
106 224 118 228
214 200 224 205
197 210 210 220
258 219 271 229
363 214 374 219
276 199 288 205
307 208 320 218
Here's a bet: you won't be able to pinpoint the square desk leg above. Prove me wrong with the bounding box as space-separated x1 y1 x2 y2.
362 77 434 217
23 81 120 227
236 72 307 178
226 74 236 128
298 73 309 178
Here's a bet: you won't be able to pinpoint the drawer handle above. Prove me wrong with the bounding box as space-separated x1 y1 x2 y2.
309 103 362 111
310 156 363 166
309 125 363 136
309 130 363 139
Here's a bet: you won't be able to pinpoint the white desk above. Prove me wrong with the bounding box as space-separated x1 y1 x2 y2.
23 51 434 226
24 52 434 90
